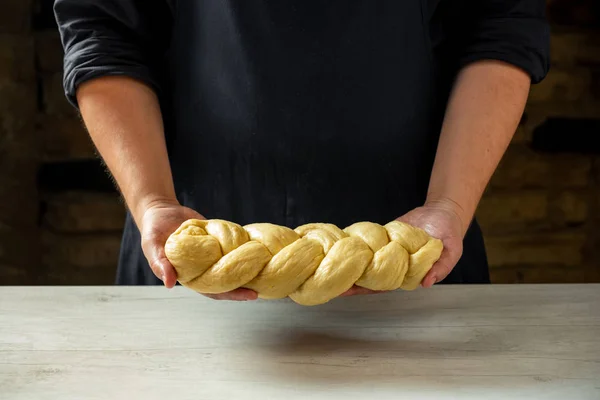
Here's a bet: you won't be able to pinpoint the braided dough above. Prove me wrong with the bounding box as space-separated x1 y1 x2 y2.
165 219 443 306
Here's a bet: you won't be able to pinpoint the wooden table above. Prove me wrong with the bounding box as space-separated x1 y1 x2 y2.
1 285 599 399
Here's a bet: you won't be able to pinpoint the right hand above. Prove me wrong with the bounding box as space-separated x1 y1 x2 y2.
139 199 258 301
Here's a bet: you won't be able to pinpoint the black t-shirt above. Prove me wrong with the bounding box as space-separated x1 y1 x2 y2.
54 0 550 285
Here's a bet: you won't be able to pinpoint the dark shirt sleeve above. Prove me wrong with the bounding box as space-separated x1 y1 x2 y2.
439 0 550 84
54 0 173 108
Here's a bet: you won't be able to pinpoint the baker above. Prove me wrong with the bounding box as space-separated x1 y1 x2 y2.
54 0 549 300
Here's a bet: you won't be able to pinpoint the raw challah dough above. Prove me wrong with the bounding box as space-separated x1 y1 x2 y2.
165 219 444 306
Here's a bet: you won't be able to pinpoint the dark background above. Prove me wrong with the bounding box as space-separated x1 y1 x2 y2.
1 0 599 285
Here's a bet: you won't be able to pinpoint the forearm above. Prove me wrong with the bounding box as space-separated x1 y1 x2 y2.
76 76 177 227
426 60 531 236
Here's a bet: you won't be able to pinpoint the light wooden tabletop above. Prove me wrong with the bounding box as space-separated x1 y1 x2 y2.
1 284 599 400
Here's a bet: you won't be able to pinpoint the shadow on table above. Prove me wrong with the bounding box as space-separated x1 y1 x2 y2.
244 328 546 392
254 327 509 360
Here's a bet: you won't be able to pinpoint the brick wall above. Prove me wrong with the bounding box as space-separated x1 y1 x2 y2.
1 0 41 284
1 0 123 285
477 0 600 283
0 1 599 285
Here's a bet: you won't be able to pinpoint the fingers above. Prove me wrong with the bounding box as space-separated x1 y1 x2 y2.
421 244 461 288
421 270 437 288
142 233 178 288
206 286 383 301
202 288 258 301
151 256 178 289
340 285 386 297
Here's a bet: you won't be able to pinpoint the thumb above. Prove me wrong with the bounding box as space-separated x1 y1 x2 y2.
143 236 178 289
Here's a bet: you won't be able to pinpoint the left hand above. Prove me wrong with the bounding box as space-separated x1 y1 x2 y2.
396 199 465 288
340 199 465 296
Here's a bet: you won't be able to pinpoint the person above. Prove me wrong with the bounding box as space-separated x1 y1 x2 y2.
54 1 550 300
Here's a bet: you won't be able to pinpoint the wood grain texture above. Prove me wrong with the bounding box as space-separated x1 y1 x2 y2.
1 284 599 400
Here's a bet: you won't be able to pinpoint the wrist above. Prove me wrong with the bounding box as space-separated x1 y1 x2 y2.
131 193 179 228
424 194 470 237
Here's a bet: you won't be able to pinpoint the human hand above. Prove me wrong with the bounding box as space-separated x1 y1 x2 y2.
396 199 465 288
139 199 258 301
341 199 464 296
